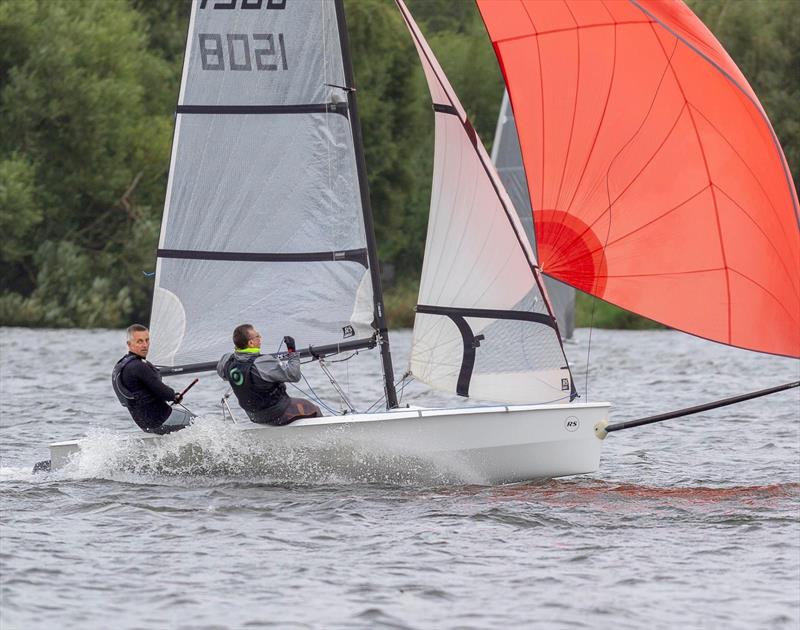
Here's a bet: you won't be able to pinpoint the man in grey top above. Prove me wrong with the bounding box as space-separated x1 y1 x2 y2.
217 323 321 425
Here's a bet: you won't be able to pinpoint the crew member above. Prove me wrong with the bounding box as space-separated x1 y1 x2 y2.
112 324 192 434
217 323 321 425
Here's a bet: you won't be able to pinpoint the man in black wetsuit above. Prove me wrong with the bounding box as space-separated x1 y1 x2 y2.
217 323 321 425
112 324 192 434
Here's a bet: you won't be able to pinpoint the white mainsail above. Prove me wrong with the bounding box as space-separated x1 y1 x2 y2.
149 1 378 367
397 0 574 405
491 90 576 339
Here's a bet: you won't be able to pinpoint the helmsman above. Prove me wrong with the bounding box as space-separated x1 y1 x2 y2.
112 324 192 434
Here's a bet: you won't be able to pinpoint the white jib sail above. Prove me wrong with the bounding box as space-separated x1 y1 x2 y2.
491 90 576 339
149 0 375 366
395 0 574 405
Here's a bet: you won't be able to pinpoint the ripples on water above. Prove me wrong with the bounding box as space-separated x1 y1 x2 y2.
1 328 798 629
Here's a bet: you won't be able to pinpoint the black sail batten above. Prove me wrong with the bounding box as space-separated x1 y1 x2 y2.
416 305 562 397
433 104 458 115
176 104 349 116
158 336 378 376
416 305 558 328
334 0 398 409
157 248 368 267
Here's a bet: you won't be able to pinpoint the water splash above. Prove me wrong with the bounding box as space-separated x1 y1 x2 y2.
49 415 487 486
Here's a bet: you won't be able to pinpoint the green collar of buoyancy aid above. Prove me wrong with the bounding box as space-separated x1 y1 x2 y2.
236 347 261 354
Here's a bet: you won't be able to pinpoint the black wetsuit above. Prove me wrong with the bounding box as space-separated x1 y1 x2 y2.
114 353 177 432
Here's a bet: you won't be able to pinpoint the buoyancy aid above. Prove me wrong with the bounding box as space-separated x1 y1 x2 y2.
223 353 288 419
112 354 138 408
111 354 161 409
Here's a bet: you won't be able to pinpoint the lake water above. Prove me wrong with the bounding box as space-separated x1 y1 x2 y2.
1 327 798 629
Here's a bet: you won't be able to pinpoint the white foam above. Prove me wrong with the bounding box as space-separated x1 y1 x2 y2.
0 466 37 483
50 415 487 486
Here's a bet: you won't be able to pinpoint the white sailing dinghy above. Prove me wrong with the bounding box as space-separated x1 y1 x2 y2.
46 0 799 480
47 0 610 481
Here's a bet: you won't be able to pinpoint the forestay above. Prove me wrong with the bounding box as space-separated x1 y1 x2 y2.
150 0 377 367
396 0 574 405
491 90 576 339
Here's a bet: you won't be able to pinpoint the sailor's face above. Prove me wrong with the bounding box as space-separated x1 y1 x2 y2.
128 331 150 358
248 330 262 348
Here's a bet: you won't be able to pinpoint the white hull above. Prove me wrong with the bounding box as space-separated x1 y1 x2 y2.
48 402 610 484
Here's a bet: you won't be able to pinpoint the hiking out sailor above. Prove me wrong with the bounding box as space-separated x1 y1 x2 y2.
217 323 322 425
112 324 192 434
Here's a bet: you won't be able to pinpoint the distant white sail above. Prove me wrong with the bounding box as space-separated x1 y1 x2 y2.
397 0 574 405
491 90 576 339
149 1 377 366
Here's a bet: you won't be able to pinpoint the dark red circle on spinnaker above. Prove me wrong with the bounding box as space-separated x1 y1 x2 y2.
534 209 608 298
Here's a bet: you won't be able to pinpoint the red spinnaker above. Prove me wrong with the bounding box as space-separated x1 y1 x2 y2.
476 0 799 357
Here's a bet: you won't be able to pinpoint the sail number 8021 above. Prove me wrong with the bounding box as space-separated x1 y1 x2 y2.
199 33 288 71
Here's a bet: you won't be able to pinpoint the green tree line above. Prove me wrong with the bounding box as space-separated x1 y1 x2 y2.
0 0 797 329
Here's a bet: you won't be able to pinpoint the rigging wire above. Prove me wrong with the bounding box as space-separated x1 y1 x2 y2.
287 351 363 415
397 371 413 406
364 372 413 414
318 357 356 413
287 377 341 415
584 300 597 402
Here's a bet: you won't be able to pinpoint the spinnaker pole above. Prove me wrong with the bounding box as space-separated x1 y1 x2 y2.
334 0 398 409
595 380 800 438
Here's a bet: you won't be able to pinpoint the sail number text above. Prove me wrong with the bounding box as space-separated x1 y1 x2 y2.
199 0 286 8
199 33 288 71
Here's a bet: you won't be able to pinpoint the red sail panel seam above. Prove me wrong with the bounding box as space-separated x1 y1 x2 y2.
629 0 799 225
598 0 616 22
714 185 800 304
645 22 732 345
690 105 794 258
516 0 547 218
549 39 681 267
553 185 710 269
727 267 800 329
548 100 686 266
492 19 652 46
592 267 724 278
687 109 730 343
560 22 617 220
552 1 581 216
